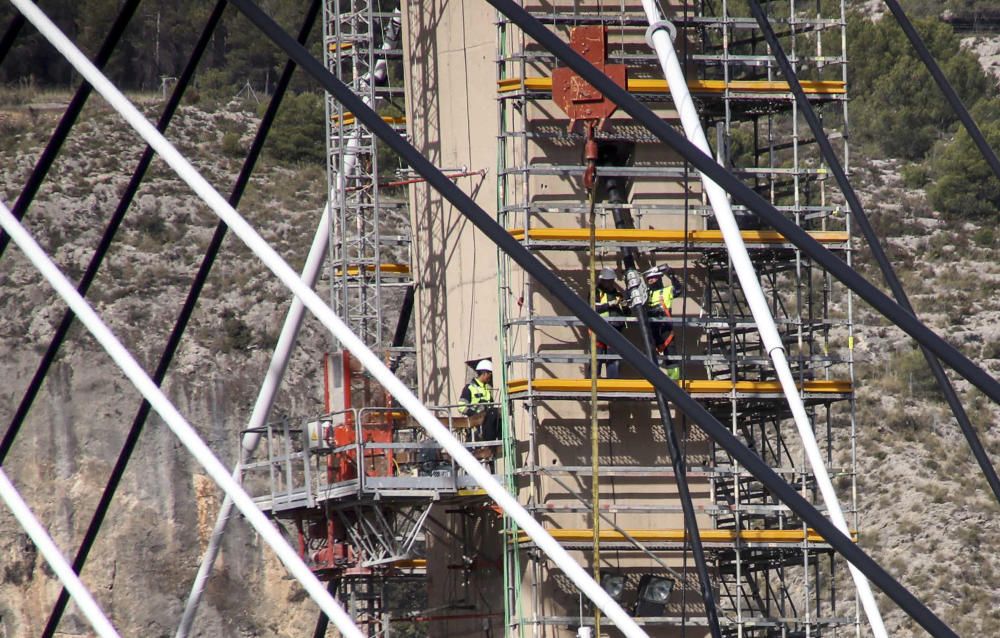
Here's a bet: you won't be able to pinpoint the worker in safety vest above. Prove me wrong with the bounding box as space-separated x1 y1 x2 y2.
644 265 682 380
459 359 499 456
586 267 626 379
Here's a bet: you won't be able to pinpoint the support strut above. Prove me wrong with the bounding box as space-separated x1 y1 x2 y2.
0 0 142 260
0 13 26 65
0 0 228 466
882 0 1000 181
605 176 721 638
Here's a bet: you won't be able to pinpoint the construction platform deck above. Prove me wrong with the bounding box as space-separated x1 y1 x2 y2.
497 77 846 97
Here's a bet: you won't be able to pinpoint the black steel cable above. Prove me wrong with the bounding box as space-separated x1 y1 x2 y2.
36 3 230 634
883 0 1000 182
635 284 722 638
606 176 720 638
312 578 339 638
0 0 230 467
748 0 1000 509
228 1 960 634
0 13 25 65
0 0 142 260
39 3 321 635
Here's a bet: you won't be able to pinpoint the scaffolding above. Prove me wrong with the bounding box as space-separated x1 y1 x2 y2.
240 3 431 635
325 0 409 364
497 1 857 636
245 10 509 636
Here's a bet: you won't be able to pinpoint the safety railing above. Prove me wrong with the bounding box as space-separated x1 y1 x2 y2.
242 404 504 511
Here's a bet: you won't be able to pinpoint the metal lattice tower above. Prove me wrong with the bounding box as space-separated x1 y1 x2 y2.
325 0 408 361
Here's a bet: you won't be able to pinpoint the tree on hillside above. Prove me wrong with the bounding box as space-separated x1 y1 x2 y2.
927 103 1000 219
847 13 993 159
0 1 321 93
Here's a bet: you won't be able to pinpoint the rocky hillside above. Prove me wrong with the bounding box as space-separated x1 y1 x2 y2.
835 155 1000 636
0 96 332 636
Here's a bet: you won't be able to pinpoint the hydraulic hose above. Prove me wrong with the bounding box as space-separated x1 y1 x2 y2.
605 176 720 637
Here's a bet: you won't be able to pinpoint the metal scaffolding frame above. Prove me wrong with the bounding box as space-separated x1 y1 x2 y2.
497 1 858 635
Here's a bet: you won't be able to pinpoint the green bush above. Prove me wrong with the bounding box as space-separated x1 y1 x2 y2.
266 91 325 165
848 14 993 160
927 105 1000 220
972 226 996 248
221 131 245 158
901 163 930 189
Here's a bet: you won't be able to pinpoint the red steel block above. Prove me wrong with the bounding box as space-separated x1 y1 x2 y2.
551 26 626 131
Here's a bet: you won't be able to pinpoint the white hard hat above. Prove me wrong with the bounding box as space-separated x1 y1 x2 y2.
644 266 662 279
475 359 493 372
598 267 616 281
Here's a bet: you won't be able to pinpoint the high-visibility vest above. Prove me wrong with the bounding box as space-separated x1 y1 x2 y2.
596 289 624 318
459 378 492 414
647 285 675 316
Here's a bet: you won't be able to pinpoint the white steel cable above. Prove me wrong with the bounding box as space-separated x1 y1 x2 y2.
11 2 647 635
175 204 330 638
637 2 888 636
0 194 363 638
0 468 121 638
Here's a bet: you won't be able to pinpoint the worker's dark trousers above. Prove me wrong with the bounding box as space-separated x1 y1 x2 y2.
584 344 620 378
478 407 500 441
648 319 672 352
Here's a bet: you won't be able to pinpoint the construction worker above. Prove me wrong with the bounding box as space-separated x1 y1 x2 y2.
644 265 683 380
586 267 626 379
459 359 499 457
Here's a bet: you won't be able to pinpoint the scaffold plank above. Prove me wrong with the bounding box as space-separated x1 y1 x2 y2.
507 378 851 396
508 227 849 246
334 263 411 276
331 114 407 127
497 76 846 96
514 528 857 544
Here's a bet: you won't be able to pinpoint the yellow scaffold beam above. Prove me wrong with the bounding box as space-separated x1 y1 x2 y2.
497 76 846 96
506 378 852 395
331 114 407 127
508 228 849 244
390 558 427 569
334 263 411 276
514 528 857 544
